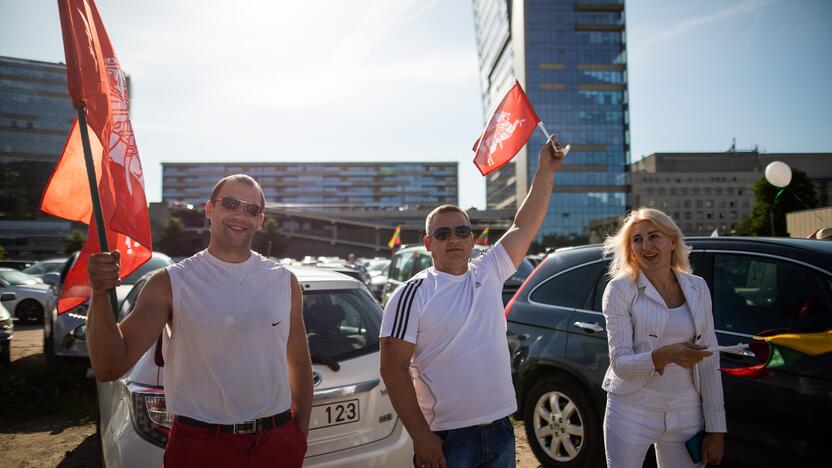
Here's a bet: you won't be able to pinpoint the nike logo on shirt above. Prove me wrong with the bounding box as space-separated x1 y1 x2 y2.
272 321 281 326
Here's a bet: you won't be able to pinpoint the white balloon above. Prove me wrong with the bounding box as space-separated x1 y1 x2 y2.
765 161 792 188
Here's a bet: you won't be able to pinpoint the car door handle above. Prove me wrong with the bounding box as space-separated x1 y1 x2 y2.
573 321 605 334
722 348 756 359
726 348 755 358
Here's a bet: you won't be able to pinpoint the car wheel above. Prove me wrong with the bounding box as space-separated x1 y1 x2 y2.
523 376 602 467
16 299 44 324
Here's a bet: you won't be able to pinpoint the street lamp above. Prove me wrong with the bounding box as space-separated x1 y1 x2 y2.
764 161 792 236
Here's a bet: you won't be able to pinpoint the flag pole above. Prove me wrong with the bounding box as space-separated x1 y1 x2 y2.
77 101 119 319
536 122 571 157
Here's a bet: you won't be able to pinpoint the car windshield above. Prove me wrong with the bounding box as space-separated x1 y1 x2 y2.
122 256 173 285
304 288 382 362
0 270 41 286
23 261 64 275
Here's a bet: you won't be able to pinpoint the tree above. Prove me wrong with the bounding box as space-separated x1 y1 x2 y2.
255 218 286 257
734 168 818 236
155 217 197 257
63 230 86 255
0 244 5 260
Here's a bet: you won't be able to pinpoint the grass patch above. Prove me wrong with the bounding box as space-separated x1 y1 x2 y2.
0 356 97 430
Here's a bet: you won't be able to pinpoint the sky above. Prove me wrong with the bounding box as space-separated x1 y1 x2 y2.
1 0 830 210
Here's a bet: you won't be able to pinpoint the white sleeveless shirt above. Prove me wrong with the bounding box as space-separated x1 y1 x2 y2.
162 250 293 424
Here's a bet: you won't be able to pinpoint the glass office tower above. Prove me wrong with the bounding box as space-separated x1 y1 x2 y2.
0 56 74 220
473 0 629 240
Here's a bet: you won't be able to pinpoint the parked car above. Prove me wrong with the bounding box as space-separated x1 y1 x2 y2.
505 237 832 467
43 252 173 361
1 292 16 365
97 266 413 467
0 268 49 324
368 264 389 302
0 260 36 271
501 258 535 306
317 262 365 283
366 259 391 278
23 257 67 277
382 244 535 306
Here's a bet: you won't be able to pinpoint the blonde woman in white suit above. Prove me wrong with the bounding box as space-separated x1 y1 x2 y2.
601 208 726 467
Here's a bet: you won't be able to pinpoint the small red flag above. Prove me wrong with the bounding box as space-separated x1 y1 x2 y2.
41 0 152 313
472 82 540 175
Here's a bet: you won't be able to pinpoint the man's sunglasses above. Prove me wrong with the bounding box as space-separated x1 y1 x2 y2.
212 196 263 217
430 225 472 241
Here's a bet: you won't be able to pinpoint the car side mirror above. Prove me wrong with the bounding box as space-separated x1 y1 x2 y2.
1 292 16 302
42 272 61 286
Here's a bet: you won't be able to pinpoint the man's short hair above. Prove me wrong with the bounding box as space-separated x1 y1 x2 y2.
425 204 471 234
210 174 266 208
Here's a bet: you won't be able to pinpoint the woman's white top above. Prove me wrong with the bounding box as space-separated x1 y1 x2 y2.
645 302 696 394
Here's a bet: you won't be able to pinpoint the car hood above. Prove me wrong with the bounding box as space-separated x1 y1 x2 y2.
10 284 50 294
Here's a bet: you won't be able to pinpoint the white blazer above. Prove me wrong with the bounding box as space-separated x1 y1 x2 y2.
601 269 727 433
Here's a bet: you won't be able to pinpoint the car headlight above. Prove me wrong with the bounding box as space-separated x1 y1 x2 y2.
0 309 10 322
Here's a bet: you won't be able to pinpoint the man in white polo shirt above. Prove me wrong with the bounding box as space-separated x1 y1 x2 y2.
380 136 566 468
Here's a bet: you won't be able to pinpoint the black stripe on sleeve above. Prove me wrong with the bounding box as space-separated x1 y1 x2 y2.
390 281 414 338
395 279 423 339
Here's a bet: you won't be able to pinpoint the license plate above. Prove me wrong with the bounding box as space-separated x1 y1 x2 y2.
310 399 360 429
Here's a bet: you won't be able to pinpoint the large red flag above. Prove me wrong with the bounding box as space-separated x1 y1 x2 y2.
472 82 540 175
41 0 151 313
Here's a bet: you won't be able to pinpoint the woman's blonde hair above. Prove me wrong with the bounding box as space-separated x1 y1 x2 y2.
602 208 691 280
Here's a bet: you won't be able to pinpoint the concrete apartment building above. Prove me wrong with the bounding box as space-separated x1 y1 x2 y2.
630 151 832 236
162 162 458 209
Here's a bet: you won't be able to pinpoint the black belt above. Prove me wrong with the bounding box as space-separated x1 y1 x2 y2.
175 410 291 434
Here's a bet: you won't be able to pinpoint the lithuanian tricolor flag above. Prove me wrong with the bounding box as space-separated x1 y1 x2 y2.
388 226 401 249
476 227 490 246
721 329 832 377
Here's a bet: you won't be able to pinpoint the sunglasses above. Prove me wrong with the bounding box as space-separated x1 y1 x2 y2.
212 196 263 217
430 225 472 241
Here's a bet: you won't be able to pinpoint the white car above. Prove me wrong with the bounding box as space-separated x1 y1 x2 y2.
0 268 50 324
22 257 67 277
97 266 413 468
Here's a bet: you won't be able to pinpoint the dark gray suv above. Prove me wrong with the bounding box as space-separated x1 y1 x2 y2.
506 237 832 467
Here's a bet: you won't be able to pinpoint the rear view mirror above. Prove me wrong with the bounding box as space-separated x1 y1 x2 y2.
42 272 61 286
1 292 16 302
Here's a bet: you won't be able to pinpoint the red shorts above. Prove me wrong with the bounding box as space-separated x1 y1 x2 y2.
162 417 307 468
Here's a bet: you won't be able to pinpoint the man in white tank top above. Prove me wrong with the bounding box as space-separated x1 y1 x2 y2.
85 175 313 467
380 136 567 468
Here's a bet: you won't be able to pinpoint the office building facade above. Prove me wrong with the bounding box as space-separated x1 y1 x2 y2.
0 56 75 220
472 0 629 239
162 162 458 209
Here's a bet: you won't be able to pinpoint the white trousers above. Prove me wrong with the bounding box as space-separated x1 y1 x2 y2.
604 389 705 468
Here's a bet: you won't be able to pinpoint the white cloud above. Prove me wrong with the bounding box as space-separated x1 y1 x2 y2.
630 0 774 58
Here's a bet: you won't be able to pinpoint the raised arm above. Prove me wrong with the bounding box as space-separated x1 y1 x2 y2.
499 136 566 266
286 273 313 436
86 251 172 381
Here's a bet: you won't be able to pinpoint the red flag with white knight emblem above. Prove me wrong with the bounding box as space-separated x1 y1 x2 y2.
472 82 541 175
41 0 152 313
